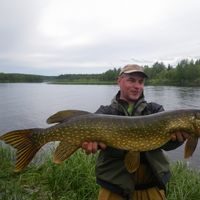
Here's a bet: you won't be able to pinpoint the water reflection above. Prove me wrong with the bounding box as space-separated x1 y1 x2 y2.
145 86 200 110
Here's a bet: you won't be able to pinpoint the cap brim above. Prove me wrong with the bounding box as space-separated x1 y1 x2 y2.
122 70 148 78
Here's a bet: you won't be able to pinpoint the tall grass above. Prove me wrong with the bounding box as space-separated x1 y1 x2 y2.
1 144 200 200
0 145 99 200
167 161 200 200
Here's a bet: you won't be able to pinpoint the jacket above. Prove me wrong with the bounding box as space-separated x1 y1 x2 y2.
95 91 183 199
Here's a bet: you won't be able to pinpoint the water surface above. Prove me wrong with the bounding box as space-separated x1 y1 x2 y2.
0 83 200 168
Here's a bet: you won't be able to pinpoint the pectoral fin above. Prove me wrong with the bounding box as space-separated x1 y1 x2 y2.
53 141 79 163
124 151 140 173
47 110 90 124
184 135 198 159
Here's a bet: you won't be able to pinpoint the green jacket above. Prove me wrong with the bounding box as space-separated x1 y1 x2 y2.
95 92 183 199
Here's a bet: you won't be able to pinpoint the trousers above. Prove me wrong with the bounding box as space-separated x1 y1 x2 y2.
98 187 166 200
97 163 166 200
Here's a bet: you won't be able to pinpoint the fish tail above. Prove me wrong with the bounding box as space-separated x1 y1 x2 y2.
0 128 43 172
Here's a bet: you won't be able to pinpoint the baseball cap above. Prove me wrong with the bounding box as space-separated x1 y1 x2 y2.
119 64 148 78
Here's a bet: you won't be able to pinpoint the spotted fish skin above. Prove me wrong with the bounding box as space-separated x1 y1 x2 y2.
0 109 200 172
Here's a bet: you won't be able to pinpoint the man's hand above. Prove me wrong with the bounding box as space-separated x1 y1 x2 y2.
171 131 190 142
81 142 107 154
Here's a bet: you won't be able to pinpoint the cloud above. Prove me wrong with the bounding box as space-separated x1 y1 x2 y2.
0 0 200 75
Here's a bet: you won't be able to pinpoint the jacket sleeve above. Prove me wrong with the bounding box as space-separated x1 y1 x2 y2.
95 105 110 114
95 105 118 115
161 140 184 151
147 102 164 113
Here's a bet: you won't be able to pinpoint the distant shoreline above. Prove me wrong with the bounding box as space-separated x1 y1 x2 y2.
48 81 116 85
1 58 200 87
1 81 200 87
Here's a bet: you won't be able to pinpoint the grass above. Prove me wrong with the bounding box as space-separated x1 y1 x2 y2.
1 145 200 200
167 161 200 200
0 145 99 200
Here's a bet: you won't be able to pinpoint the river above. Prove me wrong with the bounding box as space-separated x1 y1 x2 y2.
0 83 200 168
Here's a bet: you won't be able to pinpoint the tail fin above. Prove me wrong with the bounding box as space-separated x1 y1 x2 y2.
0 128 43 172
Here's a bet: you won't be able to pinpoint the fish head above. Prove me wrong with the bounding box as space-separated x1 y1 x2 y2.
193 110 200 136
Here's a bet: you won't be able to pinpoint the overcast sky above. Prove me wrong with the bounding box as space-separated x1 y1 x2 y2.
0 0 200 75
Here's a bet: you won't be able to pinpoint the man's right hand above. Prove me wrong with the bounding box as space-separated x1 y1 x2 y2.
81 141 107 154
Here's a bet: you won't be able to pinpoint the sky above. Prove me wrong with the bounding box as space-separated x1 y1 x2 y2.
0 0 200 75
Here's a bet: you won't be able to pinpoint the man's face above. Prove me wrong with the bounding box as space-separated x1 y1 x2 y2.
117 73 145 103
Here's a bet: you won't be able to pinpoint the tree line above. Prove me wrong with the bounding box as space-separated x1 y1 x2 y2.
1 59 200 86
144 59 200 86
56 68 121 83
0 73 45 83
56 59 200 86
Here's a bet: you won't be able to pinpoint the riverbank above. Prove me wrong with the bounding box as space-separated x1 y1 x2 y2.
48 80 200 87
48 80 116 85
0 146 200 200
1 58 200 87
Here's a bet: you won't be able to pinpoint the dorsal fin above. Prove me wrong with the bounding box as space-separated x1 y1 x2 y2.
47 110 90 124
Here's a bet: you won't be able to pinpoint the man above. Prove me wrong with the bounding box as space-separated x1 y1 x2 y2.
82 64 188 200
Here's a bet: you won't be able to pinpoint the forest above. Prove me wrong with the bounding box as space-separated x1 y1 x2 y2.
1 59 200 86
0 73 45 83
144 59 200 86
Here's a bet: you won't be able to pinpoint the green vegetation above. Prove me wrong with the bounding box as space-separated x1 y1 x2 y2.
144 59 200 86
51 68 120 85
0 145 98 200
0 73 46 83
167 162 200 200
45 59 200 86
1 59 200 86
1 145 200 200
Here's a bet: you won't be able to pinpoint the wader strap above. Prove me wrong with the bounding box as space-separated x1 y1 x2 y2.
135 182 166 194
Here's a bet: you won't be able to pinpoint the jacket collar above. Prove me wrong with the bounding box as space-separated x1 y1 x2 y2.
111 91 147 116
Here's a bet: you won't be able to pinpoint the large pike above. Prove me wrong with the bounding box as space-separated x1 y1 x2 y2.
0 109 200 173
